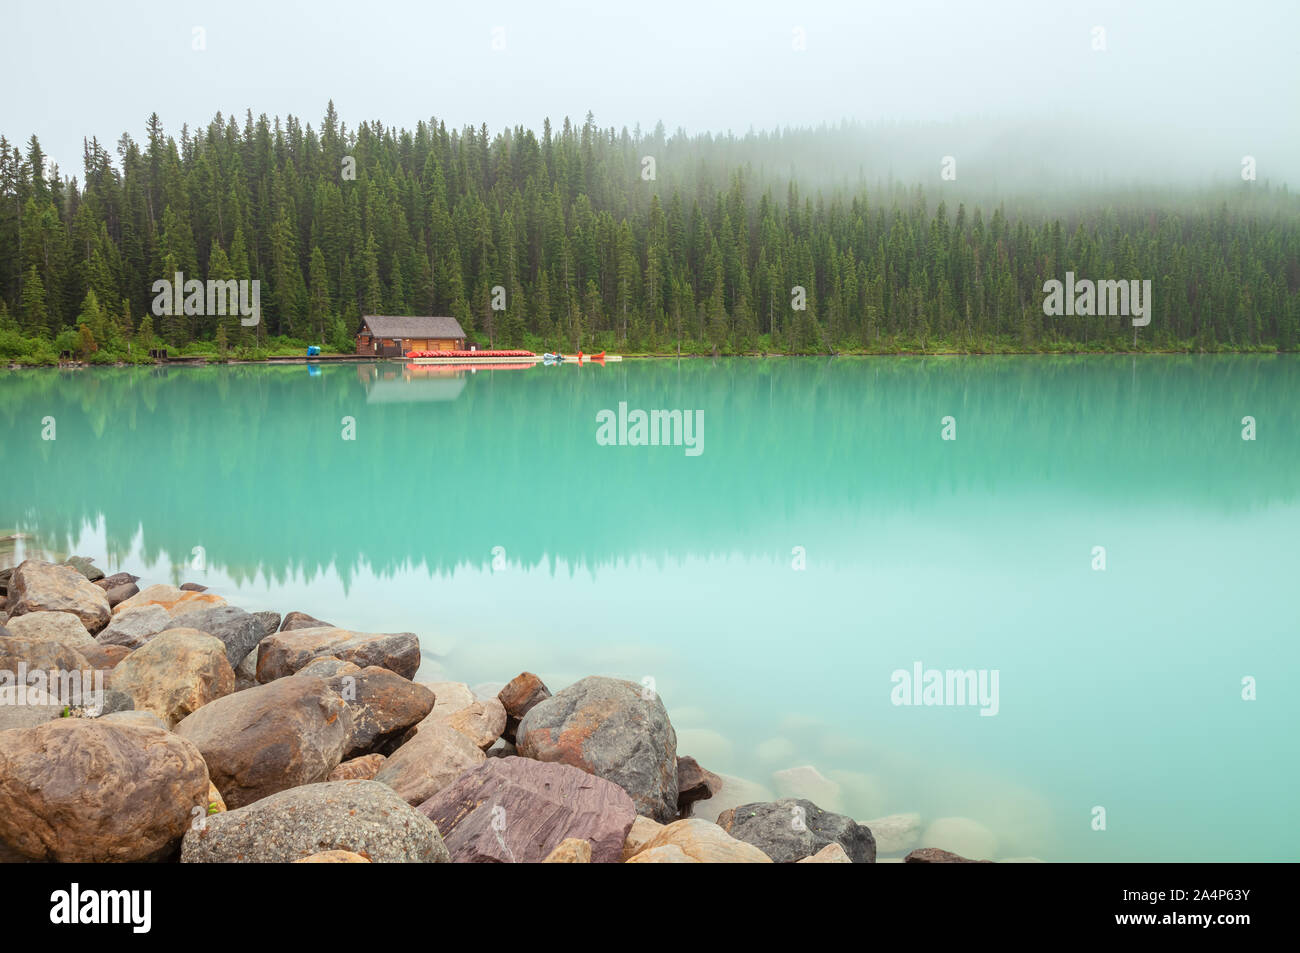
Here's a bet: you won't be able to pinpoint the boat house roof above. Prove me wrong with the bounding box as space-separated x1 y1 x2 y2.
359 315 466 339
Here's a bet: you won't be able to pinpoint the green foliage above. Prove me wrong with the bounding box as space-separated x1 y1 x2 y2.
0 109 1298 363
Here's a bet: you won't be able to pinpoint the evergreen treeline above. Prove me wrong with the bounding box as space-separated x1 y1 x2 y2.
1 103 1298 361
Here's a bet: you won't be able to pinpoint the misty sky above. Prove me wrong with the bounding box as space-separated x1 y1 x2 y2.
5 0 1298 184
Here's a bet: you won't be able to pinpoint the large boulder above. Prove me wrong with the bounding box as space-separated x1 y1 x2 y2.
327 666 435 758
516 676 678 822
633 818 773 863
256 627 421 681
716 798 876 863
164 605 265 669
180 780 449 863
497 671 551 743
4 560 111 634
96 604 172 649
112 584 225 617
2 611 99 654
108 628 234 728
373 724 484 805
417 756 637 863
410 680 505 750
250 629 418 681
174 676 353 809
0 719 209 862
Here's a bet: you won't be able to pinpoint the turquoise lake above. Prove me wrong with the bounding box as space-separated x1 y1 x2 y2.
2 356 1297 861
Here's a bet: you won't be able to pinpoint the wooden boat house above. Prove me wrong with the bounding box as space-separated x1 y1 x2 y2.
355 315 466 357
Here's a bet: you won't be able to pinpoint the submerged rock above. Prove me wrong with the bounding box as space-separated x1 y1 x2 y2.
864 812 922 855
181 780 449 863
921 817 997 861
417 756 636 863
0 719 209 862
516 675 679 823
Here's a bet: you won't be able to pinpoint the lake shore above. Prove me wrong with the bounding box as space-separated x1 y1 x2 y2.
0 555 1006 864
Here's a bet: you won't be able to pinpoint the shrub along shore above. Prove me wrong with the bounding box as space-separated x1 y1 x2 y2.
0 556 1003 863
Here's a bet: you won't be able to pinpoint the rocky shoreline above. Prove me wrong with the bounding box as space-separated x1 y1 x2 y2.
0 556 1001 863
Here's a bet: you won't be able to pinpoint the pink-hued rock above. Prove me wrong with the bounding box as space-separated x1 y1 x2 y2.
417 756 637 863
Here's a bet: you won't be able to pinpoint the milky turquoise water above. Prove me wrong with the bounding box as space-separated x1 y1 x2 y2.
1 356 1297 861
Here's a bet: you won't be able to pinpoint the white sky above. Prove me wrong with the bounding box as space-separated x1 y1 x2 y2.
3 0 1298 183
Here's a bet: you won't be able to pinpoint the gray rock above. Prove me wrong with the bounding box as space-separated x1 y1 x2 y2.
62 556 105 582
716 798 877 863
104 583 139 608
164 605 264 669
515 675 678 822
94 572 140 592
251 611 282 638
96 604 172 649
180 780 449 863
295 657 361 679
